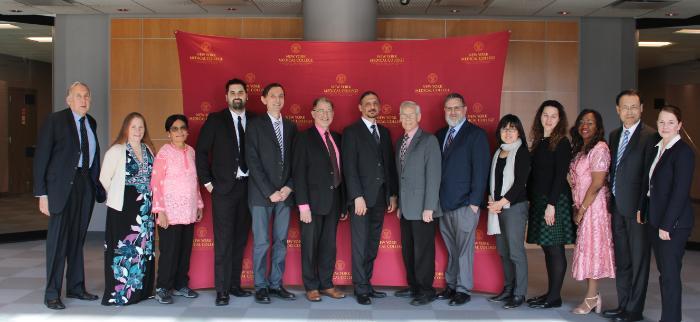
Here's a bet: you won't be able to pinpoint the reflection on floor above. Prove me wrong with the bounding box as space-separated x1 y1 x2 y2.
0 193 48 235
0 235 698 321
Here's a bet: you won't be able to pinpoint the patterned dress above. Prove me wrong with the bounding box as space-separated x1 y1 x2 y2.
569 141 615 281
102 143 155 305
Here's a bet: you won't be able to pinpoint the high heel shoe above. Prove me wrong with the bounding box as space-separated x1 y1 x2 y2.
572 293 601 315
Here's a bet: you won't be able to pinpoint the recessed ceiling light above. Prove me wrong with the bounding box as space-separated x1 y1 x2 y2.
10 9 23 13
638 41 672 47
675 29 700 34
226 7 237 11
450 9 460 13
27 37 52 43
558 10 570 16
0 23 20 29
665 12 678 17
117 8 129 12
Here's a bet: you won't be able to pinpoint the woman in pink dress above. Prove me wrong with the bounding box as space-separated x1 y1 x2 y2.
567 109 615 314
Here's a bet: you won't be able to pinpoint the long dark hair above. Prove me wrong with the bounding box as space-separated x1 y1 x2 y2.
530 100 569 151
496 114 527 145
570 109 605 155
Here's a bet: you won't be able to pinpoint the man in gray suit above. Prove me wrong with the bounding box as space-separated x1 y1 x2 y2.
246 83 298 304
392 101 442 306
603 89 657 322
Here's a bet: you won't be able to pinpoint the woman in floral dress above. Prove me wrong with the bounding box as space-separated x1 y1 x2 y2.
99 112 156 305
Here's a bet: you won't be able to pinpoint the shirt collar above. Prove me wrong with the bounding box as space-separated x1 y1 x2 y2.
655 134 682 150
622 120 640 134
315 125 331 136
268 112 282 122
404 127 419 139
361 117 377 130
450 118 466 133
72 110 86 122
229 108 246 119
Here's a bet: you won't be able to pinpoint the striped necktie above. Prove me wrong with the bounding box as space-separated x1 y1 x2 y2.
274 120 284 162
444 127 456 151
400 134 410 170
613 129 630 196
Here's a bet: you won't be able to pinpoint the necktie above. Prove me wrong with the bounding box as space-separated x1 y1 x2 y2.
444 127 456 151
400 134 410 170
79 116 89 173
613 129 630 196
274 120 284 162
324 131 342 187
371 124 380 144
237 116 248 173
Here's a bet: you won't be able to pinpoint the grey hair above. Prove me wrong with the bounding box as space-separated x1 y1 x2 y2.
399 100 421 115
67 81 90 96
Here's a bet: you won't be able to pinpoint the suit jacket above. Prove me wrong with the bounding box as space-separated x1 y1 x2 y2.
608 123 658 217
641 139 695 231
245 114 297 207
195 108 254 195
341 119 398 208
292 127 345 216
33 108 105 214
436 121 490 212
395 128 442 220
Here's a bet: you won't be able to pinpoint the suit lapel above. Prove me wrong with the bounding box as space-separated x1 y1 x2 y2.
357 120 379 158
618 126 642 166
64 109 80 150
311 128 334 169
444 122 468 160
222 109 240 152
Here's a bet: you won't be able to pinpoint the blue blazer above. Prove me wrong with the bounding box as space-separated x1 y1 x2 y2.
436 121 490 212
642 139 695 231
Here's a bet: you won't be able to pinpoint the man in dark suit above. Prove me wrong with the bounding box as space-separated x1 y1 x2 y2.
435 92 490 306
195 78 254 306
33 82 104 309
246 83 298 304
604 89 657 322
342 91 398 305
292 97 347 302
393 101 442 306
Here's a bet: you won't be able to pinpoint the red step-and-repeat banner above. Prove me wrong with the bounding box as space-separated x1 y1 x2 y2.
175 30 509 293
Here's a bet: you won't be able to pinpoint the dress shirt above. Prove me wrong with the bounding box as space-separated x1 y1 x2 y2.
442 117 466 151
647 134 682 196
298 126 340 213
72 111 96 168
230 108 248 178
361 117 380 140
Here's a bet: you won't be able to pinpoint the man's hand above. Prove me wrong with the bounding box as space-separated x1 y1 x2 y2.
659 229 671 240
636 210 643 224
469 205 479 214
157 213 169 229
196 208 203 222
387 196 398 213
422 210 434 223
38 196 50 216
354 197 367 216
299 209 312 224
279 186 293 202
269 191 283 203
205 182 213 193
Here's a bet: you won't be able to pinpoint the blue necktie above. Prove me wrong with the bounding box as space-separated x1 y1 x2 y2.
613 129 630 196
444 128 456 151
274 120 284 162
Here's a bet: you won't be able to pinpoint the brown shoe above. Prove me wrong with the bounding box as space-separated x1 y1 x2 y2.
320 287 346 299
305 290 321 302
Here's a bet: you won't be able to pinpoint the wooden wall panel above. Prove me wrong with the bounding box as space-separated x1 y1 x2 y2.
376 19 444 39
503 42 546 92
143 39 181 89
446 20 545 40
112 19 142 38
545 42 579 92
141 89 183 142
110 39 142 89
143 18 242 39
110 90 141 140
241 18 303 39
499 91 545 133
546 21 578 41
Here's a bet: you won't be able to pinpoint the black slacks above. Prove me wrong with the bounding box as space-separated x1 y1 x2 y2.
612 211 651 314
650 225 691 322
399 216 436 297
351 187 386 295
45 171 94 301
211 179 250 292
300 188 340 291
157 223 195 290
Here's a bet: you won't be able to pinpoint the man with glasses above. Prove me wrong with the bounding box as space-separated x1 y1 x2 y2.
434 93 490 306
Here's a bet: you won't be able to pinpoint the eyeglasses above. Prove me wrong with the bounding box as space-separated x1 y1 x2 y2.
170 126 188 132
444 105 465 113
313 109 334 115
500 128 517 134
399 113 417 119
619 105 641 112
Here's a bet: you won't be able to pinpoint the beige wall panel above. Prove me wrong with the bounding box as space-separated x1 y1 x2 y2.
143 39 181 89
376 19 445 39
143 18 242 38
503 42 546 92
111 39 142 89
446 20 545 40
545 21 578 41
112 19 142 38
110 90 142 140
545 42 578 93
241 18 303 39
141 90 184 141
499 91 545 136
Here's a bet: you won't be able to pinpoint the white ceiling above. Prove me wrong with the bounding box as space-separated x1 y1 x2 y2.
0 21 52 63
639 25 700 69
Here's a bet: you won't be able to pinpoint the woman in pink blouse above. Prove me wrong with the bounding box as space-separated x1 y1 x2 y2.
150 114 203 304
567 109 615 315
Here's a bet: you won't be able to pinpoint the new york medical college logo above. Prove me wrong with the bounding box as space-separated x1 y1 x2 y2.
188 41 223 64
322 73 359 96
414 73 451 95
369 42 405 65
243 72 262 95
461 40 496 64
278 43 314 65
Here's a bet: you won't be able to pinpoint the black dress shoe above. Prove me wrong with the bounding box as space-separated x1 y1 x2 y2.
529 298 562 309
488 289 513 302
394 288 418 298
503 295 524 309
410 294 435 306
66 291 99 301
356 293 371 305
612 312 644 322
526 294 547 304
215 292 229 306
269 287 296 300
45 298 65 310
436 288 456 300
255 288 271 304
369 289 387 298
229 286 253 297
603 307 626 318
448 292 470 306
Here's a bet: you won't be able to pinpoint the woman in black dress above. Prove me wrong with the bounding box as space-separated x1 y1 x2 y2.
99 112 156 305
526 100 576 308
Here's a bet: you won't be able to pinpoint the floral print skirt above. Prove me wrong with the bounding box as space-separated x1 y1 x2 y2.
102 186 155 305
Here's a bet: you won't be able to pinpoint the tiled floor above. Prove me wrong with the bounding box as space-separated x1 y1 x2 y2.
0 235 698 321
0 194 48 234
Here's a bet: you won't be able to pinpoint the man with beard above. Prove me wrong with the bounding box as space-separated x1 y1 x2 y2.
434 93 490 306
196 78 254 306
342 91 398 305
